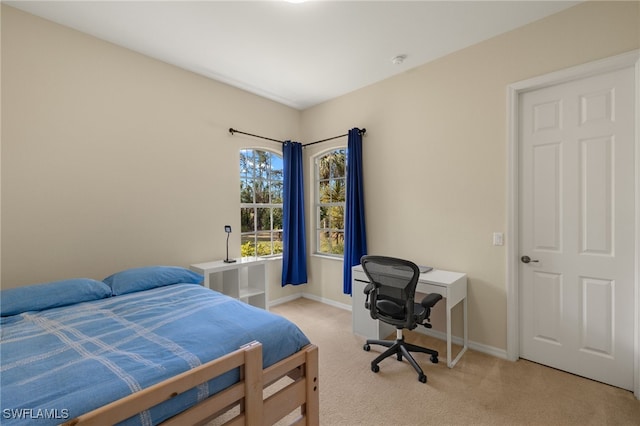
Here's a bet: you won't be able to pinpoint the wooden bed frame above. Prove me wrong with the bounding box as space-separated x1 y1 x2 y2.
62 341 319 426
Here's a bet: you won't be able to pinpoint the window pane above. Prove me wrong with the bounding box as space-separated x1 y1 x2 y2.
270 181 283 204
319 206 329 229
328 206 344 230
328 179 343 203
256 151 269 180
334 179 345 202
271 156 283 174
241 208 254 233
256 207 270 231
318 157 330 180
273 231 283 255
330 158 338 178
240 150 253 179
272 207 283 230
256 231 272 256
240 179 254 203
254 179 268 203
318 230 331 254
241 234 256 257
331 150 346 178
319 180 330 203
331 231 345 254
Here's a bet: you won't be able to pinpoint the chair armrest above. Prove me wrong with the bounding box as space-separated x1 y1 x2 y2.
421 293 443 309
364 283 374 294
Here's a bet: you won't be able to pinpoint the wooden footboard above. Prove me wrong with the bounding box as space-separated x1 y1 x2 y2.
62 342 319 426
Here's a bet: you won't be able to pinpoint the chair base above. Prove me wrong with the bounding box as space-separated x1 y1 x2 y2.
364 335 438 383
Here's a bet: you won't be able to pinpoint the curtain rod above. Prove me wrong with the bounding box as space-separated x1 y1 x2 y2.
303 128 366 147
229 127 366 147
228 128 285 144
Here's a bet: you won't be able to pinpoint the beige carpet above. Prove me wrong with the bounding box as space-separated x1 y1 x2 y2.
269 297 640 426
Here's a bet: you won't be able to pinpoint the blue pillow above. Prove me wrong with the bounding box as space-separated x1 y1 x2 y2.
103 266 203 296
0 278 112 317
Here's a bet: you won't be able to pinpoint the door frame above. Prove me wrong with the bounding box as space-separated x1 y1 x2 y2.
506 50 640 398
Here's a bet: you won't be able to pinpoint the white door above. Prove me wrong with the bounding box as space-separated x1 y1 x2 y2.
519 66 635 390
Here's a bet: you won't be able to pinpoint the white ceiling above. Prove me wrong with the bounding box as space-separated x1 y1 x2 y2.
7 1 581 110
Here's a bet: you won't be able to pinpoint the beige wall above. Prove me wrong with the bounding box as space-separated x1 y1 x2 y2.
0 5 303 303
301 1 639 351
1 2 638 352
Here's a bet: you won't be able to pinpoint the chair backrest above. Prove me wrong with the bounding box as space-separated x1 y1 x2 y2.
360 255 421 329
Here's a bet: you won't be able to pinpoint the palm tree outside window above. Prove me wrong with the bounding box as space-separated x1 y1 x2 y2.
315 148 347 256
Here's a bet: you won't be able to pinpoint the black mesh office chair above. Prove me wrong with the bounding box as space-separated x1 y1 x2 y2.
361 255 443 383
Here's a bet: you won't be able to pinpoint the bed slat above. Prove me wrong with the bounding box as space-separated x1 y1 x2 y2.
263 380 305 425
160 382 244 426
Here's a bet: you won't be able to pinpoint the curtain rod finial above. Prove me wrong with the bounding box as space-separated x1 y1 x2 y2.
229 128 236 135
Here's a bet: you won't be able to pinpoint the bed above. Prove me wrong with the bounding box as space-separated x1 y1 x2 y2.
0 266 319 425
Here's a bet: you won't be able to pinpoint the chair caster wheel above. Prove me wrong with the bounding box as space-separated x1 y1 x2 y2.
371 364 380 373
363 344 370 351
430 355 439 364
418 374 427 383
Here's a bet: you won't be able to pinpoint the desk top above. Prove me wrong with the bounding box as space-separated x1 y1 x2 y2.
352 264 466 286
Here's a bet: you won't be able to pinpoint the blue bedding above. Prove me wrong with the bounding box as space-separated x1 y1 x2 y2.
0 284 310 425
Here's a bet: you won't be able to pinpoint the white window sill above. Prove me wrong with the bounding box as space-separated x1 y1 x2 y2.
260 255 282 261
311 253 344 262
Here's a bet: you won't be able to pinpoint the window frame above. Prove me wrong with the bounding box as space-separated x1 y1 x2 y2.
314 147 347 258
240 148 284 258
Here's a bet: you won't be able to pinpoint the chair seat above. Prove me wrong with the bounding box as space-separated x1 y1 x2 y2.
377 297 439 323
377 299 406 319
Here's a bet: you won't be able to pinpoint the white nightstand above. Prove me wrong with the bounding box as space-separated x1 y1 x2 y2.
190 257 269 310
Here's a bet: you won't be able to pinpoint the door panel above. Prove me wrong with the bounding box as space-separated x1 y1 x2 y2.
532 142 562 252
580 276 613 356
580 136 613 255
531 271 562 345
519 66 635 390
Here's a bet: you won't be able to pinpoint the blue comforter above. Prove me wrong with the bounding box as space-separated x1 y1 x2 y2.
0 284 310 425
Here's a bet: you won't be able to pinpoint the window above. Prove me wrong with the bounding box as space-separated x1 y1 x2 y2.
315 148 346 256
240 149 283 257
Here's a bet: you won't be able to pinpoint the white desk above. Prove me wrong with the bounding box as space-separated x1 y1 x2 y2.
351 264 468 368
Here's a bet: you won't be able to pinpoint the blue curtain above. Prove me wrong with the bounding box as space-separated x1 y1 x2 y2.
282 141 308 286
343 128 367 295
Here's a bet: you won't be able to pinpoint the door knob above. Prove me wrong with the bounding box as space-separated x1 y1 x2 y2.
521 255 539 264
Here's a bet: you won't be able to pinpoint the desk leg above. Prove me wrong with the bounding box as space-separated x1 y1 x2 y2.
463 297 468 352
446 302 452 368
448 297 468 368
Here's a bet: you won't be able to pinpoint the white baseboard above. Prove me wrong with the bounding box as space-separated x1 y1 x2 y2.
268 293 303 308
270 293 508 361
413 327 508 360
300 293 353 311
268 292 352 312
